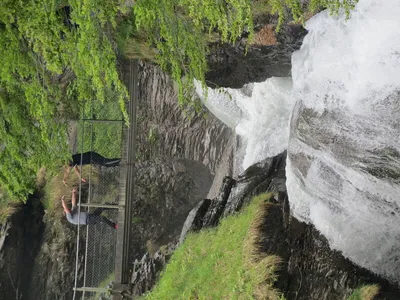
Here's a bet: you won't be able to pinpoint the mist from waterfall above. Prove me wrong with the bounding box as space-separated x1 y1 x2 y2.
196 0 400 284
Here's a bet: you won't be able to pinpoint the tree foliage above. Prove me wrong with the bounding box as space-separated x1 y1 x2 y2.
269 0 359 31
133 0 254 106
0 0 127 199
0 0 358 201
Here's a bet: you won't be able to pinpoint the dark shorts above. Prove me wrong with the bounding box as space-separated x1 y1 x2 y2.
69 151 120 167
69 152 95 166
86 214 102 225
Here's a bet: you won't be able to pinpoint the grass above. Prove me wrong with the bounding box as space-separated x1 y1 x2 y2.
145 192 283 300
89 272 115 300
0 202 23 223
348 284 380 300
77 119 123 160
76 92 124 159
42 165 101 212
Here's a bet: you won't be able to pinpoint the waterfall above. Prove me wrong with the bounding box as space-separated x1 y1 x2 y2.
287 0 400 283
196 0 400 284
195 77 294 170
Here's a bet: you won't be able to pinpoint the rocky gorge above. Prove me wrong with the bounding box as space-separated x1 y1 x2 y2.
125 153 400 300
1 5 399 300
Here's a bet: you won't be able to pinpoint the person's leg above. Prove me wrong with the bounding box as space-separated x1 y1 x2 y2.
87 152 107 166
101 216 117 229
86 214 101 225
74 151 120 167
92 152 120 167
103 158 121 167
62 165 71 185
91 208 105 216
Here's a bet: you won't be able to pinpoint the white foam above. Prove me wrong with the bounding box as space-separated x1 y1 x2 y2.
197 0 400 283
196 77 294 170
287 0 400 283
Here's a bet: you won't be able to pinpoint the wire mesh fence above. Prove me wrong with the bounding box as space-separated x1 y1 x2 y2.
72 100 125 300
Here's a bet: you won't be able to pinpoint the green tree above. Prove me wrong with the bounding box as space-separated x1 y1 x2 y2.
0 0 127 199
0 0 357 200
133 0 254 107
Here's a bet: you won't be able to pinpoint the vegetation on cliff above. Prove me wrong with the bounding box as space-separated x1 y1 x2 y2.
348 284 380 300
0 0 356 207
268 0 358 30
145 193 283 299
0 0 252 201
0 0 128 200
132 0 253 107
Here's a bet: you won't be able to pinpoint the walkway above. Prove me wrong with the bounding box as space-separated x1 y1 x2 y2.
72 59 138 300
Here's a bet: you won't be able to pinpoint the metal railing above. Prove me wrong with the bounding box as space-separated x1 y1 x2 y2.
72 100 125 300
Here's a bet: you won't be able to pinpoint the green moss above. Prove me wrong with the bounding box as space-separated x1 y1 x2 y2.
348 284 379 300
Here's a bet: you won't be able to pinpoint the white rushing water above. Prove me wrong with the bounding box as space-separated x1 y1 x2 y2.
287 0 400 282
195 78 294 170
197 0 400 283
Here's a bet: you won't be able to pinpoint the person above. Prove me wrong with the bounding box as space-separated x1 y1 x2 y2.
63 151 121 185
61 187 118 229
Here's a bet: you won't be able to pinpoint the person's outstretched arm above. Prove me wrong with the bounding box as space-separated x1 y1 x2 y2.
61 195 70 214
73 166 87 183
71 187 78 207
62 165 71 186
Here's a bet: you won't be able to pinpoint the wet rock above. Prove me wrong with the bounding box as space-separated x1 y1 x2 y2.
223 153 287 216
206 25 307 89
178 153 286 241
0 223 10 252
179 199 212 245
178 152 400 299
129 244 176 297
130 159 213 258
202 176 236 228
179 176 236 243
135 61 234 174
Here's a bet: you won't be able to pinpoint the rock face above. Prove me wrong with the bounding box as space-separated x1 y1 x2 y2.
180 153 286 241
0 195 83 300
129 243 176 297
136 61 234 175
205 24 307 88
0 200 43 300
180 152 400 300
179 176 235 244
0 192 91 300
23 208 85 300
130 159 213 259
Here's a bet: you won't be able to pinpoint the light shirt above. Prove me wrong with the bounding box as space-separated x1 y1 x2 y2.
66 206 88 225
